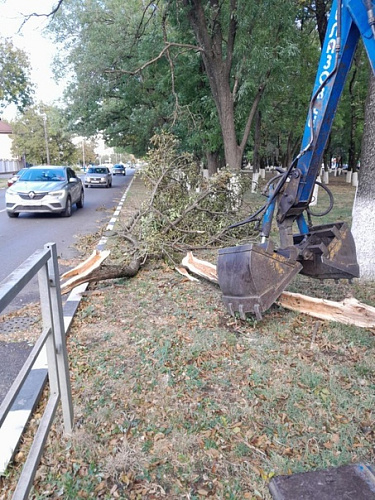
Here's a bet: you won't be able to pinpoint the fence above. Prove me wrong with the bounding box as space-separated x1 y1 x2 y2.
0 243 73 500
0 159 23 174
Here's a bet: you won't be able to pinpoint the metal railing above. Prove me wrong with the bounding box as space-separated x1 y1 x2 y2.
0 243 73 500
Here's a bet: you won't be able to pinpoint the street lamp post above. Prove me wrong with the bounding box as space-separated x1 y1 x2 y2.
43 114 50 165
82 139 86 167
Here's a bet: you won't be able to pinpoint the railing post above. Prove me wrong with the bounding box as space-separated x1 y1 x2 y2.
45 242 74 434
37 254 60 400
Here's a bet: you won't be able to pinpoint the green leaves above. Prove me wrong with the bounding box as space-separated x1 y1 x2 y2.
0 37 34 111
11 105 82 166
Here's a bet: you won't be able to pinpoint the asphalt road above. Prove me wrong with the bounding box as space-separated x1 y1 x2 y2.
0 170 133 403
0 171 133 307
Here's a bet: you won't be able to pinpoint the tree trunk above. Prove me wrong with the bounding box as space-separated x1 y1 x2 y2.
351 73 375 280
61 260 141 295
314 0 329 48
252 110 261 174
206 150 220 176
182 0 263 171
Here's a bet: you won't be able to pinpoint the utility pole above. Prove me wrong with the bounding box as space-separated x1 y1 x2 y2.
43 114 50 165
82 139 86 167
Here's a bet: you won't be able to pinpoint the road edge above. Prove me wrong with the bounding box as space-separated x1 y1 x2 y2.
0 175 135 475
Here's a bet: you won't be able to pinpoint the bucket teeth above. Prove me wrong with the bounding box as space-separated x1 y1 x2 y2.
295 222 359 280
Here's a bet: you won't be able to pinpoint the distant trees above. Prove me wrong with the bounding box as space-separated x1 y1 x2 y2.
11 106 82 166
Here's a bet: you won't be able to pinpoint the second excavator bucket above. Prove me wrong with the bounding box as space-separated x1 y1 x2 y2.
294 222 359 280
217 241 302 320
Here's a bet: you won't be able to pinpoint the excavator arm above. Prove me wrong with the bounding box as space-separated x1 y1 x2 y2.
218 0 375 320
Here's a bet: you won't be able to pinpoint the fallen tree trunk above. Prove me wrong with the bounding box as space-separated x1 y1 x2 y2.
181 252 375 328
61 256 140 295
181 252 218 283
61 249 110 281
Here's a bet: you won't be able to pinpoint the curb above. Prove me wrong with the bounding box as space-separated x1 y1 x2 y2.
0 175 135 475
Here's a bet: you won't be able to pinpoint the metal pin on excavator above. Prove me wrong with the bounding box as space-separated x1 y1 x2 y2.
218 0 375 320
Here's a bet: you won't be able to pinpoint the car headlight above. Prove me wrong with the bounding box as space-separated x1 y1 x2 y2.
5 191 16 201
100 177 106 181
49 190 66 198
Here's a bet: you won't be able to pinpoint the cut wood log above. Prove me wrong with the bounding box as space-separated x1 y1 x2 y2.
181 251 218 283
276 293 375 328
175 266 199 282
181 252 375 328
61 249 110 280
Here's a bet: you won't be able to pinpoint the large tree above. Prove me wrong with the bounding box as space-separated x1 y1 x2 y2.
351 73 375 280
0 38 34 112
49 0 309 171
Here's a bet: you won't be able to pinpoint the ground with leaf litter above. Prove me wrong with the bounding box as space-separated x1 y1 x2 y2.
1 174 374 500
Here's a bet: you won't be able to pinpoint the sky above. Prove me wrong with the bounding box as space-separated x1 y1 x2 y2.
0 1 114 157
0 0 63 119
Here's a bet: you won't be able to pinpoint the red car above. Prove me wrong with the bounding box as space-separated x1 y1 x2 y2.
7 168 27 187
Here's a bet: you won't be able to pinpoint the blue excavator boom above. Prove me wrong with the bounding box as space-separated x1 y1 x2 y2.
218 0 375 320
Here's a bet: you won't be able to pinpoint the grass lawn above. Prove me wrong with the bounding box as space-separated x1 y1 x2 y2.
1 172 374 499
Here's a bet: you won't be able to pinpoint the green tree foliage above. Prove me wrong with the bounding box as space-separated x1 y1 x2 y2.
51 0 167 157
256 3 323 168
11 105 80 165
47 0 368 177
129 132 255 262
49 0 313 171
0 38 34 112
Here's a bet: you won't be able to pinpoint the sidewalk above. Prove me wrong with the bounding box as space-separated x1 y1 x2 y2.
0 173 142 479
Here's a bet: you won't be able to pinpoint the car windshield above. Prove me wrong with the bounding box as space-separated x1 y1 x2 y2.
19 168 66 182
88 167 107 174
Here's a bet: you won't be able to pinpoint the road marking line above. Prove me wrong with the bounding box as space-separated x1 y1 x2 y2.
0 176 136 476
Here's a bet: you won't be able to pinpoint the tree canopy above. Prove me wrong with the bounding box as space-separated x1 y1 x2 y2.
0 37 34 112
40 0 368 175
11 105 84 166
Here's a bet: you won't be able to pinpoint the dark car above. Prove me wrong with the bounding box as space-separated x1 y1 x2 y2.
113 164 126 176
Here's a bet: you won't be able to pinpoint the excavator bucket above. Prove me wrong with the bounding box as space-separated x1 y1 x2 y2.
294 222 359 280
217 241 302 320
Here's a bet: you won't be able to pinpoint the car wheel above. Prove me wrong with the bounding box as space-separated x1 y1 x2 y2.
76 190 84 209
62 197 72 217
7 211 19 218
84 184 88 188
123 172 126 176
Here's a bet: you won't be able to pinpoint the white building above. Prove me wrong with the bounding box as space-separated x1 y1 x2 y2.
0 120 22 173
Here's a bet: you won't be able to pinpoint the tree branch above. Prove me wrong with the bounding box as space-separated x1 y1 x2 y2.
104 42 203 76
19 0 64 30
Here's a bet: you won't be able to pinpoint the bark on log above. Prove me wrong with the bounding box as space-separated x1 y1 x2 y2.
181 252 375 328
61 258 140 295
